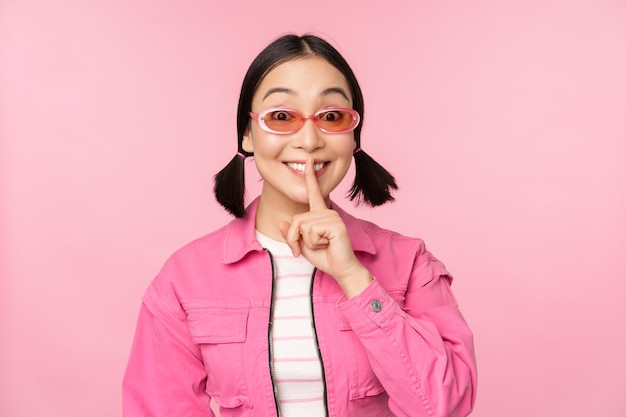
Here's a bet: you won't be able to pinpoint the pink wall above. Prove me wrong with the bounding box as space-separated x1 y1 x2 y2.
2 1 625 416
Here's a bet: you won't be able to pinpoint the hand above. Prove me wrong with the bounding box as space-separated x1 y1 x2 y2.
279 159 372 297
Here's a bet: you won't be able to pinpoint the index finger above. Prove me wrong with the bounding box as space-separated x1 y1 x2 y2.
304 158 327 211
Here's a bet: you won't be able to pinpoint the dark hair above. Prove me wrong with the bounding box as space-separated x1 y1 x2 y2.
214 34 397 217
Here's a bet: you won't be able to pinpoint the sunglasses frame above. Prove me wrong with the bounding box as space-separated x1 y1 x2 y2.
249 107 360 135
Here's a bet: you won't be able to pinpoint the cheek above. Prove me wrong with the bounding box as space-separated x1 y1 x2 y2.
328 137 356 181
250 134 284 157
334 134 357 157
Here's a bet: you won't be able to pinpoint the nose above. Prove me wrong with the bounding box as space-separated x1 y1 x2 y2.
292 117 325 152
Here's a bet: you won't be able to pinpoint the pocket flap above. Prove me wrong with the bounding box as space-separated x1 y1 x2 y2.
186 306 249 344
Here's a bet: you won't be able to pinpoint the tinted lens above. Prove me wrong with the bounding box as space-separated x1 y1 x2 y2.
262 110 303 132
315 110 357 132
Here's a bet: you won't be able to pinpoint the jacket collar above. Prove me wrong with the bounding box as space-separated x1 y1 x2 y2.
221 197 377 264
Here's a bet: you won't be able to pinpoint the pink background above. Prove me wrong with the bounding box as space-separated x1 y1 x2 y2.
1 1 625 416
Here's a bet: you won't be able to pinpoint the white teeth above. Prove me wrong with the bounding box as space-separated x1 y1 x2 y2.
287 162 325 172
287 162 306 172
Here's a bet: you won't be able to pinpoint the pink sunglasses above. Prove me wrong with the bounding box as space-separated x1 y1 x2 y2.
249 107 360 134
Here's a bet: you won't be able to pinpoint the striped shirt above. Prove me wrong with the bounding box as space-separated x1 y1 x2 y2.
256 231 325 416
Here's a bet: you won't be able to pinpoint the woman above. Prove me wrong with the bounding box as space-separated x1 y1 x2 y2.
123 34 477 417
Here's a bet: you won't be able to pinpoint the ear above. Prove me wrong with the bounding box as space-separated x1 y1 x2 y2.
242 128 254 153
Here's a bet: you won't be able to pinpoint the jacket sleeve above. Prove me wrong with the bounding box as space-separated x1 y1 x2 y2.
337 243 477 417
122 283 214 417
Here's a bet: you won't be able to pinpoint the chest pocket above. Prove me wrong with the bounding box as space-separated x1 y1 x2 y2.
184 302 252 409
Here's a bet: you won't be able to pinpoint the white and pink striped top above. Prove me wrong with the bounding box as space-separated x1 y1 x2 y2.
256 231 326 416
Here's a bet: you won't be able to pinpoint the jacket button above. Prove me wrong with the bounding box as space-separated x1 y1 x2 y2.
370 299 382 312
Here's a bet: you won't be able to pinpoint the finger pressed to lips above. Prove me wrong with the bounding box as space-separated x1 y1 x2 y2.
279 159 330 257
304 158 327 211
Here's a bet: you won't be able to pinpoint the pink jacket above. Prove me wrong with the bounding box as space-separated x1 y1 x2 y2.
123 199 477 417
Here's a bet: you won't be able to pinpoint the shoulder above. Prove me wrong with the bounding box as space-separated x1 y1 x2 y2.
335 204 428 256
144 220 248 313
335 205 452 284
138 226 230 322
155 224 228 276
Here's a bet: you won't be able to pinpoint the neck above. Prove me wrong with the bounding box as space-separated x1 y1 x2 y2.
255 195 310 242
254 184 332 241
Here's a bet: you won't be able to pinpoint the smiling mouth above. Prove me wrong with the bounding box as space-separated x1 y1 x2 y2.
285 162 327 173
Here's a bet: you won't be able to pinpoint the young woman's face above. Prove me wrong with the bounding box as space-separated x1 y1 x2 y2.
243 56 357 210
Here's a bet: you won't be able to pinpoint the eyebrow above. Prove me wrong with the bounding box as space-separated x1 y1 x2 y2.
262 87 295 101
262 86 350 102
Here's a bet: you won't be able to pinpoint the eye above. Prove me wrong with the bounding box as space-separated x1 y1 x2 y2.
318 110 343 122
268 110 294 121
